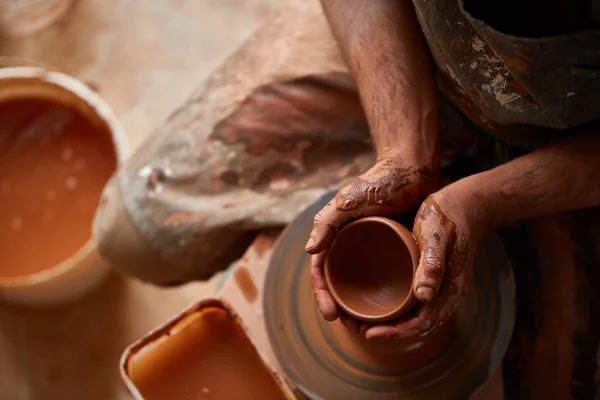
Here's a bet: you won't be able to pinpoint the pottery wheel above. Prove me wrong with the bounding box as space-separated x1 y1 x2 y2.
264 191 515 399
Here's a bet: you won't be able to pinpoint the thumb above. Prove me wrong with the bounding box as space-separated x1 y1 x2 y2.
305 198 356 254
413 223 453 303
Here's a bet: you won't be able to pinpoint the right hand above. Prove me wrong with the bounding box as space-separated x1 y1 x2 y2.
305 158 438 322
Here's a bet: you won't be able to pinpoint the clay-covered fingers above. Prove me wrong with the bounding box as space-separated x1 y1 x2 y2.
305 161 432 254
309 252 338 321
339 312 372 337
305 200 344 254
364 305 433 340
305 187 396 254
364 281 459 341
339 312 358 333
412 199 456 303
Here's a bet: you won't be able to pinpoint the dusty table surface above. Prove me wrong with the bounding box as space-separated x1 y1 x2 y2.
0 0 273 399
0 0 504 399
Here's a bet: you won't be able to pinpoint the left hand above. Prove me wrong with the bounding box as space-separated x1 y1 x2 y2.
306 158 438 322
348 183 493 340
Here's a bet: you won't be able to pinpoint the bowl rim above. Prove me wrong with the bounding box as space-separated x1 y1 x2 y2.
324 216 420 323
0 66 128 287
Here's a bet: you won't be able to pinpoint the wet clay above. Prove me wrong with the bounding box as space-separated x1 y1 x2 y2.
417 197 457 250
127 307 286 400
0 98 116 278
414 196 470 327
325 217 418 322
335 162 431 211
426 195 469 280
329 318 450 372
234 266 258 303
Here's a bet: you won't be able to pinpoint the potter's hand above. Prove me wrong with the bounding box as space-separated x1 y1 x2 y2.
306 158 437 321
363 188 491 340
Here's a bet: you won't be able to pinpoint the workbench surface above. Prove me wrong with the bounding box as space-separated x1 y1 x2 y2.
0 1 502 398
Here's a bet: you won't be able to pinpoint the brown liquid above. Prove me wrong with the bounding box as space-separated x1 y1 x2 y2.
127 307 287 400
0 99 116 278
327 220 413 316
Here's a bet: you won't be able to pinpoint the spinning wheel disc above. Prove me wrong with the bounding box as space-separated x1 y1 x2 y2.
264 191 515 399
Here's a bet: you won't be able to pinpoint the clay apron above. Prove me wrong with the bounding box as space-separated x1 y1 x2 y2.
412 1 600 399
412 0 600 149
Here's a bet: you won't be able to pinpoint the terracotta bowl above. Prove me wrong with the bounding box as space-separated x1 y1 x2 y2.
0 67 128 306
324 216 420 323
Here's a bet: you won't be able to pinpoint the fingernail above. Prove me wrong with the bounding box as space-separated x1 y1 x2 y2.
365 327 384 341
305 236 316 251
416 286 435 303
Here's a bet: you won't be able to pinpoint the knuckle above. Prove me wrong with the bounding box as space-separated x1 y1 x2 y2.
310 271 324 290
313 211 326 224
391 330 404 341
311 253 325 268
310 263 324 279
423 256 445 280
313 209 343 230
430 232 441 243
418 203 434 220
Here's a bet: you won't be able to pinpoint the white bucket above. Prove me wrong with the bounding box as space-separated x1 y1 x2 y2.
0 67 129 306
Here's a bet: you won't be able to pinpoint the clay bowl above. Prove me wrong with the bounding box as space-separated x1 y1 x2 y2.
0 67 128 306
324 216 419 323
264 191 516 399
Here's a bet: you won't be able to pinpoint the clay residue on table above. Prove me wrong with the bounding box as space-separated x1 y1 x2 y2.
234 266 258 303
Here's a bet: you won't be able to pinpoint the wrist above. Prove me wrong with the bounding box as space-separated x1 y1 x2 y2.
376 139 439 175
371 99 439 171
433 175 496 239
375 152 440 190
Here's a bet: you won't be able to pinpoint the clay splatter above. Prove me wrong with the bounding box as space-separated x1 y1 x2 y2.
234 266 258 303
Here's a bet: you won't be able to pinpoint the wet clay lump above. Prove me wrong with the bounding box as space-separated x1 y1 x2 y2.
326 217 417 321
0 98 116 278
127 306 286 400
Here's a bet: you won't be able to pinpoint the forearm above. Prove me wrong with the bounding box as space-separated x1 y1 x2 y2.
320 0 439 169
452 132 600 228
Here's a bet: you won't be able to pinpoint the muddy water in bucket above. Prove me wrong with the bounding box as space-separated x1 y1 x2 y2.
0 98 116 278
126 306 287 400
